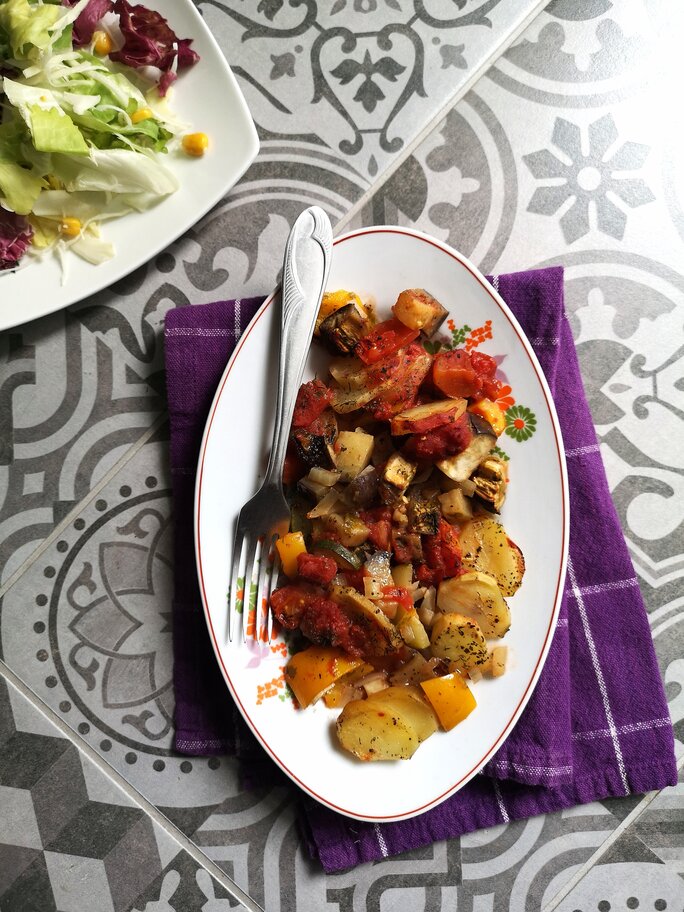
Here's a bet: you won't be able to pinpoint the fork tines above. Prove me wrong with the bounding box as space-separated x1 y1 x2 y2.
228 532 279 643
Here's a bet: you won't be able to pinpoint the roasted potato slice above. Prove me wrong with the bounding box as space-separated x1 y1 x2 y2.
336 694 420 760
371 686 439 742
430 612 488 670
437 571 511 639
458 518 525 597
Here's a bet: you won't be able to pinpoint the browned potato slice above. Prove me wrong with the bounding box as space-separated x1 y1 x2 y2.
336 696 419 760
430 612 488 670
459 519 525 597
437 571 511 639
371 686 439 742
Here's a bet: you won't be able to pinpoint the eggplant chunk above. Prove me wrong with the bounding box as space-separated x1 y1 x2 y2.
471 456 508 513
319 301 372 354
458 518 525 596
436 414 496 483
438 487 473 523
380 453 417 502
407 492 440 535
292 408 338 469
430 612 489 670
344 465 379 508
392 289 449 337
437 571 511 639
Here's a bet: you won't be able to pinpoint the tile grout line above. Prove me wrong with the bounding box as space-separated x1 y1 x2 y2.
333 0 549 237
0 413 168 599
0 658 265 912
543 752 684 912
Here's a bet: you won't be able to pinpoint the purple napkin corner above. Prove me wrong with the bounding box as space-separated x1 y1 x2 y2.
165 269 677 872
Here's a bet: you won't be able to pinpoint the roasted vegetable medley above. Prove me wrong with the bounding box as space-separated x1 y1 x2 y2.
269 288 526 762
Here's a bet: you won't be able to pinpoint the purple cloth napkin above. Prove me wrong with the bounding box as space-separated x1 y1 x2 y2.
165 269 677 873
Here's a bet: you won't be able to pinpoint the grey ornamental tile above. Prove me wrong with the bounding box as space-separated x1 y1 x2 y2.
200 0 547 184
0 308 162 589
0 672 236 912
0 436 292 904
455 803 621 911
555 859 684 912
630 764 684 880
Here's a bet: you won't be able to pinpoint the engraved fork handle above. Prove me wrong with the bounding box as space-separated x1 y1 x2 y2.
262 206 333 489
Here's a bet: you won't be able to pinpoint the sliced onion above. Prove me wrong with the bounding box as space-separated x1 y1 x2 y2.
306 488 343 519
307 467 341 487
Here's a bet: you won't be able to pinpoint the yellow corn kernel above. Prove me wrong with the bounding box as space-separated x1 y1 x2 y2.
182 132 209 157
59 218 81 238
92 30 113 55
275 531 307 578
468 398 506 437
131 107 153 124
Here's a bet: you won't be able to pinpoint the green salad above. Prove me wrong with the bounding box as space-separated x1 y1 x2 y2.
0 0 201 274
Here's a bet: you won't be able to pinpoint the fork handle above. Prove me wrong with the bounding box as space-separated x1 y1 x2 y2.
262 206 333 489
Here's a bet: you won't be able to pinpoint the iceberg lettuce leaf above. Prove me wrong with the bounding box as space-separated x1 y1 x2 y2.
0 160 45 214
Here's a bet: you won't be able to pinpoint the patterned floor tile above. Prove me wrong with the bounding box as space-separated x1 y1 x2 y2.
201 0 546 185
0 309 162 588
0 672 239 912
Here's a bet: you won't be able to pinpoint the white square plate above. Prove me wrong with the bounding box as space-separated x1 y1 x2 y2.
0 0 259 329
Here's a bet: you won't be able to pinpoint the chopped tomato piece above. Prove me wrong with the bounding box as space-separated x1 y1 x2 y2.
360 507 392 551
381 585 414 611
355 318 419 365
419 519 462 585
365 342 433 419
402 412 473 461
296 552 338 585
432 349 479 399
292 379 333 428
469 351 497 379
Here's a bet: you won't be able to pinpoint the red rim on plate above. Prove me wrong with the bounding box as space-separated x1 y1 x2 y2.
195 226 569 821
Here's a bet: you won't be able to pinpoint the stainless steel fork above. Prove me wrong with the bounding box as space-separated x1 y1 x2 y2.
228 206 333 642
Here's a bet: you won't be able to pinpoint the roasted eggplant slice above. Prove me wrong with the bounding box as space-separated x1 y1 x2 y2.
472 456 508 513
292 408 338 469
407 492 440 535
392 289 449 337
379 453 418 503
436 414 496 483
319 301 372 354
344 465 379 508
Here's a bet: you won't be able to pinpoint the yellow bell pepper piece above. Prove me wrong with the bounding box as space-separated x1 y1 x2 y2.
285 646 364 708
468 398 506 437
322 662 374 707
182 132 209 156
275 531 307 578
420 673 477 731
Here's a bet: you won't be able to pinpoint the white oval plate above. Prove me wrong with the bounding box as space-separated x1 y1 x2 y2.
0 0 259 329
195 227 569 822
